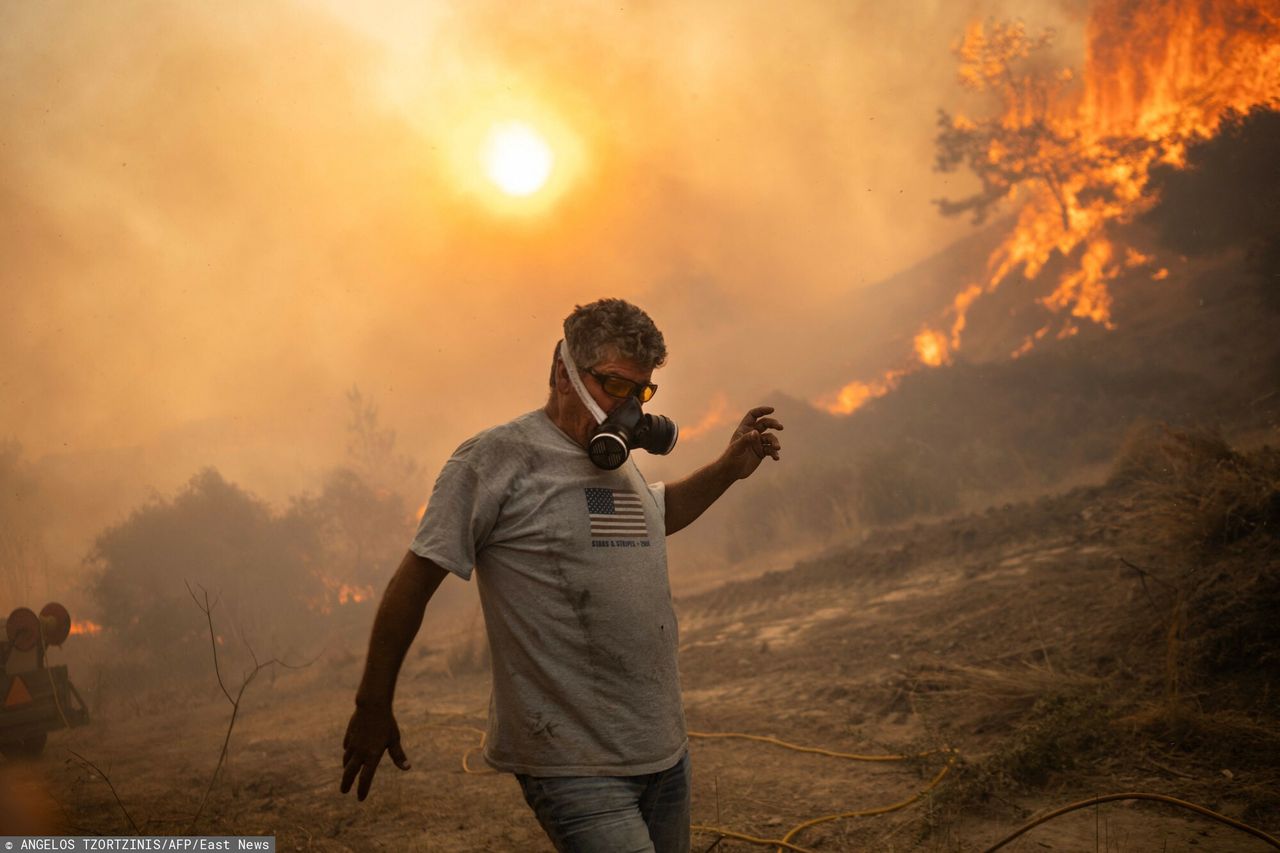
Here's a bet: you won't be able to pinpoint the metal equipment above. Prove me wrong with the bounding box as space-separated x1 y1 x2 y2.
0 602 90 758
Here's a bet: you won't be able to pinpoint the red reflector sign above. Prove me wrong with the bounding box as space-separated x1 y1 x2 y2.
4 676 33 707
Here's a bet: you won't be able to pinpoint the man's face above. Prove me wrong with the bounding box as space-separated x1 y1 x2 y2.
580 355 655 417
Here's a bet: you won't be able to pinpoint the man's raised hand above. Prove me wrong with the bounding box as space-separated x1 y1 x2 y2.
724 405 784 479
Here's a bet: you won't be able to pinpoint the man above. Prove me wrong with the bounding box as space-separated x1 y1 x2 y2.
341 298 783 852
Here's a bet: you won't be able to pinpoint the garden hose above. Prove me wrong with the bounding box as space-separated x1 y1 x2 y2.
982 791 1280 851
438 720 1279 851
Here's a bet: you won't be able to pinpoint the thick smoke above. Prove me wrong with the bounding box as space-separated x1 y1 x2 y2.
0 0 1083 581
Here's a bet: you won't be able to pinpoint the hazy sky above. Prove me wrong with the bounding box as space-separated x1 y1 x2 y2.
1 0 1084 514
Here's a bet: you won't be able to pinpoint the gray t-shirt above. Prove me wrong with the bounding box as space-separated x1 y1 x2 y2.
410 409 686 776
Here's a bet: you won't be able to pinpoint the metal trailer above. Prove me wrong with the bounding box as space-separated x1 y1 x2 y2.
0 602 90 758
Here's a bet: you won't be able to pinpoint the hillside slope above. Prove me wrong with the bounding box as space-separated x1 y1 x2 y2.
669 109 1280 589
28 425 1278 850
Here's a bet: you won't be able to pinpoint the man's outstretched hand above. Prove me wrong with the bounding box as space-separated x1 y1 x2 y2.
341 704 411 801
723 405 784 480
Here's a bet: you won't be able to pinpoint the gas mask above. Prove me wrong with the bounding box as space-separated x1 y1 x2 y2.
558 340 679 470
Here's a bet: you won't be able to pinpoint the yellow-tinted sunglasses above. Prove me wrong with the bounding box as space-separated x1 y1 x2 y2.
586 369 658 403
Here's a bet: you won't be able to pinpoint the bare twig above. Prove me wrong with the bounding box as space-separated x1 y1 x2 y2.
1121 557 1173 620
184 583 313 834
1120 558 1174 589
67 750 140 835
186 581 233 705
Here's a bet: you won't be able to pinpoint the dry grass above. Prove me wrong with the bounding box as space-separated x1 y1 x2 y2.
924 688 1117 817
1109 424 1280 705
914 663 1103 728
918 426 1280 827
1110 423 1280 556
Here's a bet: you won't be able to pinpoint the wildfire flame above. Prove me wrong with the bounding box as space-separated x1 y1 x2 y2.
70 620 102 637
819 0 1280 415
957 0 1280 346
914 328 949 367
311 576 376 614
680 393 731 441
337 583 372 605
818 370 906 416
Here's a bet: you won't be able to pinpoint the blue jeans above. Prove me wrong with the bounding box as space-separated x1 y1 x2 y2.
515 752 691 853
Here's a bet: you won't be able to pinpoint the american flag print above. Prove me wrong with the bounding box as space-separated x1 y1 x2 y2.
584 487 649 539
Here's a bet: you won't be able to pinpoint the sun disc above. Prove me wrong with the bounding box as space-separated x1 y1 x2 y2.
483 121 554 197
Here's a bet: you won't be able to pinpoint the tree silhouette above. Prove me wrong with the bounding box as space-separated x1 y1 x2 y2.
345 385 420 496
933 20 1085 231
89 468 321 670
285 466 411 610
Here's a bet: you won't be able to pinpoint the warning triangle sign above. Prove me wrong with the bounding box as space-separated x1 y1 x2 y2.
5 676 33 707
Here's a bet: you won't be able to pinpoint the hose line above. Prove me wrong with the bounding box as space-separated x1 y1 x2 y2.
982 792 1280 851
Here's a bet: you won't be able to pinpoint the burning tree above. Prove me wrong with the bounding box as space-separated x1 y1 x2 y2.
930 2 1280 359
933 20 1086 232
818 0 1280 413
285 466 411 615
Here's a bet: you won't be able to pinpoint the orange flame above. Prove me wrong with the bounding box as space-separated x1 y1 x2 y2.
949 283 984 349
1082 0 1280 140
338 583 372 605
310 577 377 614
914 328 949 367
970 0 1280 353
70 620 103 637
1041 238 1117 326
1011 324 1051 359
819 370 905 416
680 393 730 441
819 1 1280 413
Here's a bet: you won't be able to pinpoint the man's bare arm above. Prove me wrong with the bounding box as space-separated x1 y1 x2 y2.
354 550 449 708
664 405 783 536
341 550 449 801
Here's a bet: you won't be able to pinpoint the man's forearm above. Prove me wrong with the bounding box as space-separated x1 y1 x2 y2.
354 550 449 708
663 455 738 535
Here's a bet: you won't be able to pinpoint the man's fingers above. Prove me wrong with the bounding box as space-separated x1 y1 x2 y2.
738 405 775 427
745 430 771 460
389 741 412 771
732 430 764 457
342 746 354 768
357 754 381 801
340 755 361 794
754 418 784 432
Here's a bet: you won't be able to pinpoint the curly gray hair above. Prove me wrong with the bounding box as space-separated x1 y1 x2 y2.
563 298 667 371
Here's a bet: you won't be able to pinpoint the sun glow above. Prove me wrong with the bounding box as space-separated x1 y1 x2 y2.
483 122 554 196
431 81 589 217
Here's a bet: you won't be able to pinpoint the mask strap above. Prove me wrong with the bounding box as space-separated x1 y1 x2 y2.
558 340 607 424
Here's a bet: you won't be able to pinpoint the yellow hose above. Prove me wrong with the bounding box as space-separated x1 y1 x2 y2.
439 719 956 847
441 722 1280 851
686 729 957 852
982 792 1280 851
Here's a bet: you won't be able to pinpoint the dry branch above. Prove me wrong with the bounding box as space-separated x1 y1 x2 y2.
183 581 313 834
67 750 140 835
